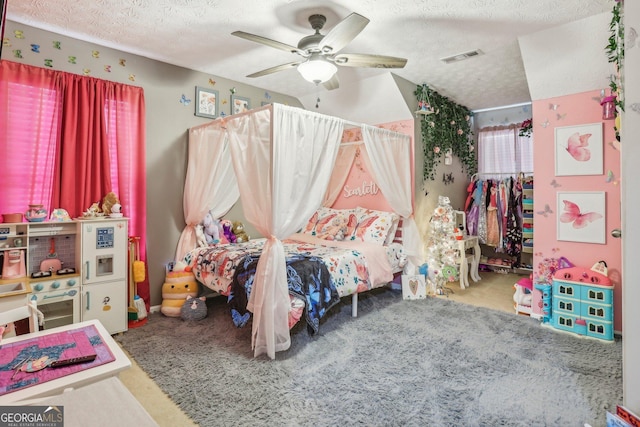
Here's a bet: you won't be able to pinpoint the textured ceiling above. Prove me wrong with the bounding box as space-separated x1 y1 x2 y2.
6 0 613 111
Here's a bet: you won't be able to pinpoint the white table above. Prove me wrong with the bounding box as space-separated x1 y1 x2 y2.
0 319 131 404
458 235 481 289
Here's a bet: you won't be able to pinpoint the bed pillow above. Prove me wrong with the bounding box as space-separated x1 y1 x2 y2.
301 207 357 237
349 208 399 245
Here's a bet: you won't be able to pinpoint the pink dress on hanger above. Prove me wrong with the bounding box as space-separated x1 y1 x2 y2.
486 185 499 247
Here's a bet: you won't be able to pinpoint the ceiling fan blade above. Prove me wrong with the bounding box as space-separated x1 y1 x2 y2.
323 74 340 91
232 31 303 55
246 61 302 78
332 53 407 69
318 13 370 54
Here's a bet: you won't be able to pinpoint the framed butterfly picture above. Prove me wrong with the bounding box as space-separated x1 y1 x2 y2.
556 191 606 244
195 86 219 119
554 123 603 176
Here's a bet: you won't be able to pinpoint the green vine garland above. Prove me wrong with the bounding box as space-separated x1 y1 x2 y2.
606 0 624 114
414 84 476 181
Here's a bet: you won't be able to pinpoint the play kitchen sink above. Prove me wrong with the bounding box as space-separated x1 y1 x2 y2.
0 280 31 312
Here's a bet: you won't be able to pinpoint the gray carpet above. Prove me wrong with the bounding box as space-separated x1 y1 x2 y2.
116 288 622 427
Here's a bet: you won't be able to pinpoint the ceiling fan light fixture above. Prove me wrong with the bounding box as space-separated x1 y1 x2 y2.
297 58 337 84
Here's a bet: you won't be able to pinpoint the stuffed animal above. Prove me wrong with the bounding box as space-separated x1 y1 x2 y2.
202 213 221 245
221 219 236 243
180 295 208 321
161 271 199 317
232 221 250 243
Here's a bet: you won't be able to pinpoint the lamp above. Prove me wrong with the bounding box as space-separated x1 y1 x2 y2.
297 55 337 84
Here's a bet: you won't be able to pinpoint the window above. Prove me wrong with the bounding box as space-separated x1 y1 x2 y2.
477 125 533 178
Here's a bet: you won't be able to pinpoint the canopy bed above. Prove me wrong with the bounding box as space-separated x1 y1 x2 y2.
175 103 422 359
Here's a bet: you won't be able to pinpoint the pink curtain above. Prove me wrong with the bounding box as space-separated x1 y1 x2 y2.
0 61 60 214
0 61 148 306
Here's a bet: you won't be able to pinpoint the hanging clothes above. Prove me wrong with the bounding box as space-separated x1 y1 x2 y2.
505 177 523 257
486 183 499 246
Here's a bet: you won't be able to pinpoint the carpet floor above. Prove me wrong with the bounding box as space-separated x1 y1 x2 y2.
116 287 622 427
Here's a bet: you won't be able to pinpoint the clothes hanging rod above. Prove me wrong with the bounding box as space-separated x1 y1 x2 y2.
473 172 533 176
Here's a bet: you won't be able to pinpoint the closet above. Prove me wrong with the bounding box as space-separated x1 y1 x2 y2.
465 173 533 274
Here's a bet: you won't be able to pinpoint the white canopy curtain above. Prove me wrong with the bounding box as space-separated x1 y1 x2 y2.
175 121 239 262
360 126 423 273
224 103 344 359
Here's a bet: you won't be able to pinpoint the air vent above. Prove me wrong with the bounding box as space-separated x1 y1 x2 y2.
440 49 484 64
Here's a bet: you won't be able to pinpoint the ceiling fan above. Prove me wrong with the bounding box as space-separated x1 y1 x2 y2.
231 12 407 90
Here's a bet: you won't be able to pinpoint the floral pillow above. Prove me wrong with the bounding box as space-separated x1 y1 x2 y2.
348 207 399 245
302 207 358 237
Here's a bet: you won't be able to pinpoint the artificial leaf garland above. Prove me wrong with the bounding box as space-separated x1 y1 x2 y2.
414 84 476 181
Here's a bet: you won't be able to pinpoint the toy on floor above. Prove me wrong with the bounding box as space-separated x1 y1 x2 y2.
161 263 199 317
513 276 533 315
181 296 207 321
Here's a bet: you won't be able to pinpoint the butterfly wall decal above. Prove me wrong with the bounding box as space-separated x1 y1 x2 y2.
179 94 191 106
209 79 216 86
559 200 602 229
536 204 553 217
550 179 561 188
549 103 559 111
540 119 550 128
565 132 591 161
556 113 567 121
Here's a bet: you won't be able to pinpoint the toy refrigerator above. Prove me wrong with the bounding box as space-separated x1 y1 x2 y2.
80 218 128 334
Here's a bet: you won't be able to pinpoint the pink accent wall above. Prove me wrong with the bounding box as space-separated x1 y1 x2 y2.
531 90 622 331
332 119 415 211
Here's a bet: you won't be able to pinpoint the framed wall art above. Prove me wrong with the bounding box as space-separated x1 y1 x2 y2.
231 95 251 115
554 122 603 176
194 86 219 119
556 191 606 244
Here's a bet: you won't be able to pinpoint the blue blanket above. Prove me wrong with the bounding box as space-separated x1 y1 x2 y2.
229 253 340 335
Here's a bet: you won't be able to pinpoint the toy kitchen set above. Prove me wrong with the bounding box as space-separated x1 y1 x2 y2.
0 208 128 335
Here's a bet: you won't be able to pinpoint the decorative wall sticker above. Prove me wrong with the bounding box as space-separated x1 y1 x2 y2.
44 59 52 67
128 74 135 82
3 38 10 47
230 87 236 94
104 65 111 72
442 173 454 185
119 58 126 66
536 204 553 217
550 179 561 188
82 68 90 75
554 123 603 176
606 170 619 185
629 103 640 113
540 119 550 128
13 49 22 58
549 103 559 110
221 99 227 104
556 191 606 244
52 41 61 49
30 44 39 53
68 56 76 64
179 94 191 106
627 27 637 50
264 91 271 100
14 30 24 39
556 113 566 121
208 78 216 86
91 50 100 58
